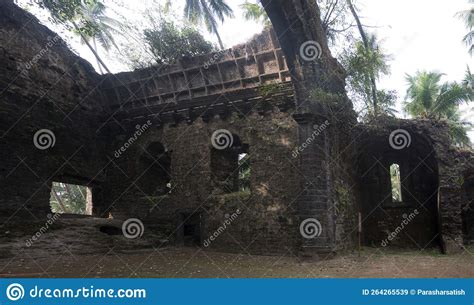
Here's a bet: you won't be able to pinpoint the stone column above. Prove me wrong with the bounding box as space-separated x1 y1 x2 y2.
294 113 334 255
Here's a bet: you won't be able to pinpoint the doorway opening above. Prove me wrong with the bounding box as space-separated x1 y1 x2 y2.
177 213 202 247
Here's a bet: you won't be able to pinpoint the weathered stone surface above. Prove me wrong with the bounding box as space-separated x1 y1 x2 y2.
355 116 473 253
0 0 472 260
0 0 107 228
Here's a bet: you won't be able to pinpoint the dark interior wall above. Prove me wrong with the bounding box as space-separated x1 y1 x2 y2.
0 1 106 225
353 118 474 253
100 111 301 254
356 127 439 249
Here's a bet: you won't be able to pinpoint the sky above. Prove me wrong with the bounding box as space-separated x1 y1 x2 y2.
18 0 474 140
359 0 473 131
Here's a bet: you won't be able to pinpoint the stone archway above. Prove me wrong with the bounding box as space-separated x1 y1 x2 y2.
356 130 440 249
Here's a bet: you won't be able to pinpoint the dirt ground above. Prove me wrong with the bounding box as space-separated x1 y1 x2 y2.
0 246 473 278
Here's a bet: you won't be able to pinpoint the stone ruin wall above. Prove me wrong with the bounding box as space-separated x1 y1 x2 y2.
0 0 471 258
355 117 474 253
98 29 292 119
96 28 358 255
100 113 302 254
96 29 307 254
0 1 107 225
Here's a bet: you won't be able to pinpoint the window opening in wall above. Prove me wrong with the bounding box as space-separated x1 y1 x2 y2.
390 163 403 202
210 134 249 194
138 142 171 196
50 182 92 215
238 153 250 192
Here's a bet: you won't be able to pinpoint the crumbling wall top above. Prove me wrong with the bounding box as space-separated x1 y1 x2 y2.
99 29 292 115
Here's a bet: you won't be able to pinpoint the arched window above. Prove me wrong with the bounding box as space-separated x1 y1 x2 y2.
390 163 402 202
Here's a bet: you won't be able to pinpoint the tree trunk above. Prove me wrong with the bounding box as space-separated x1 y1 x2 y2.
346 0 378 114
201 2 225 49
72 21 112 74
215 30 224 49
92 38 104 74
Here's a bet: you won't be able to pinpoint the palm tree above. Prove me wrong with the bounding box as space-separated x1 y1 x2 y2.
346 0 379 113
184 0 234 49
341 33 391 118
456 0 474 55
463 65 474 99
404 71 472 145
74 1 124 74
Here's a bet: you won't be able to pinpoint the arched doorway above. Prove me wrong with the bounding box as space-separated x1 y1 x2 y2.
357 130 440 250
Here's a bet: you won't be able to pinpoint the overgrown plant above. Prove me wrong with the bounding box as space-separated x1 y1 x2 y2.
144 20 216 64
340 35 396 118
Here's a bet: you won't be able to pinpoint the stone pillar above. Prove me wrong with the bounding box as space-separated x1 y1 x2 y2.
294 113 334 255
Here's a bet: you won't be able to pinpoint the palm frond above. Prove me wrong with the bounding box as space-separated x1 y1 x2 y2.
433 82 470 116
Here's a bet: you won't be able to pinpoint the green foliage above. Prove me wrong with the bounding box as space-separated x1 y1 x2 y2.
404 71 472 145
456 0 474 55
50 182 88 214
318 0 353 45
238 153 250 193
28 0 121 73
257 83 280 97
335 182 351 216
240 1 271 27
311 88 346 104
239 0 353 45
340 35 394 118
463 65 474 100
390 164 402 202
76 1 123 51
31 0 99 35
144 20 216 64
183 0 234 48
